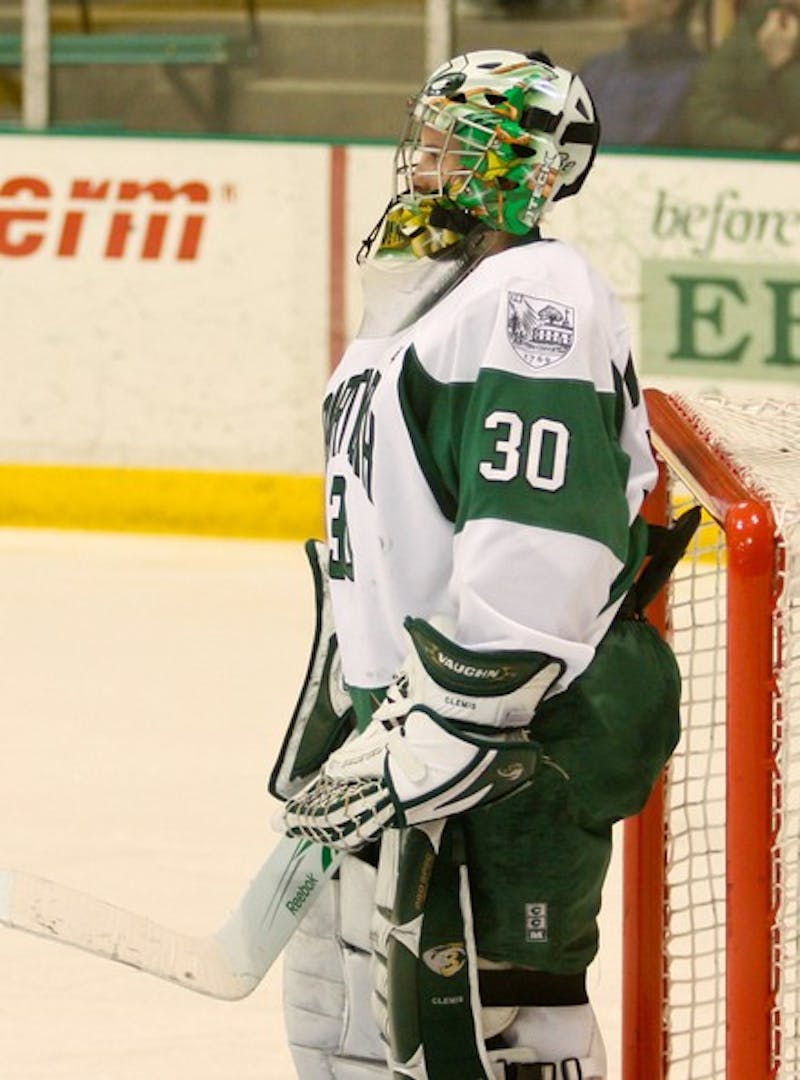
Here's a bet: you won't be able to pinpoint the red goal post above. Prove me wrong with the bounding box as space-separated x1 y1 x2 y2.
622 388 800 1080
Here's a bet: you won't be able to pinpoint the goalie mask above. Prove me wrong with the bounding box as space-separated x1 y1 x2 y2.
369 49 600 261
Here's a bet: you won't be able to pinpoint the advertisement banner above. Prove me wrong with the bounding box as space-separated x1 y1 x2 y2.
552 150 800 390
0 133 330 475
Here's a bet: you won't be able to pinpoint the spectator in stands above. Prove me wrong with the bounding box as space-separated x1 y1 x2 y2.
579 0 702 146
685 1 800 150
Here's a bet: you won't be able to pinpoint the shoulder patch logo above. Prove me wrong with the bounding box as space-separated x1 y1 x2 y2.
507 292 575 370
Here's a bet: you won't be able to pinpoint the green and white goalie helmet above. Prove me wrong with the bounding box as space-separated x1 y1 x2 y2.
379 49 599 258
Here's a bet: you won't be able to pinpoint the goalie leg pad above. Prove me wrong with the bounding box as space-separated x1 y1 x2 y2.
283 852 388 1079
374 820 497 1080
292 1049 388 1080
489 1003 607 1079
330 1063 391 1080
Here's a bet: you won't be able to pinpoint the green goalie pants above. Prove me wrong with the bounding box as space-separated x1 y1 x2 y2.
460 616 681 974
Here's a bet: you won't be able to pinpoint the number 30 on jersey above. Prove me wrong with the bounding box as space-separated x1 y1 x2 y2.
480 411 569 492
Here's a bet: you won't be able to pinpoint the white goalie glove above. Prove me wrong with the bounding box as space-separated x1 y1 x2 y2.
282 617 563 850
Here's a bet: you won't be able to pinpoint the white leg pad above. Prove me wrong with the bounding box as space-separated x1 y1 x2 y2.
331 1061 391 1080
283 854 389 1079
340 851 379 952
341 946 386 1059
490 1004 607 1080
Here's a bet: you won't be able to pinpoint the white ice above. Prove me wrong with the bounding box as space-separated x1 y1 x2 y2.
0 529 623 1078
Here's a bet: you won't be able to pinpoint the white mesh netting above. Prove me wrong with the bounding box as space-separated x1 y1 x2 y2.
658 394 800 1079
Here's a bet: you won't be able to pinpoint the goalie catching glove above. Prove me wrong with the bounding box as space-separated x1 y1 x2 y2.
282 617 563 850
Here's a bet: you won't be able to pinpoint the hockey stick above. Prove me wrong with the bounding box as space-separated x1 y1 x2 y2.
0 835 340 1001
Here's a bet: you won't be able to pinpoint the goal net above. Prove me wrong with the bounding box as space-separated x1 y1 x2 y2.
623 390 800 1080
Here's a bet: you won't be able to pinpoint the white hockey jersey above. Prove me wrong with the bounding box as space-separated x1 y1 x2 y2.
322 237 657 701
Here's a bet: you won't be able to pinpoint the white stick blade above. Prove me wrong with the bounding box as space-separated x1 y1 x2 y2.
0 838 340 1001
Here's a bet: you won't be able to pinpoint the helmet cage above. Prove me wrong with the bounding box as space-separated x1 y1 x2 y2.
394 96 562 236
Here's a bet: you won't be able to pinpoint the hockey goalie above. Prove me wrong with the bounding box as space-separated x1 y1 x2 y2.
271 49 685 1080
